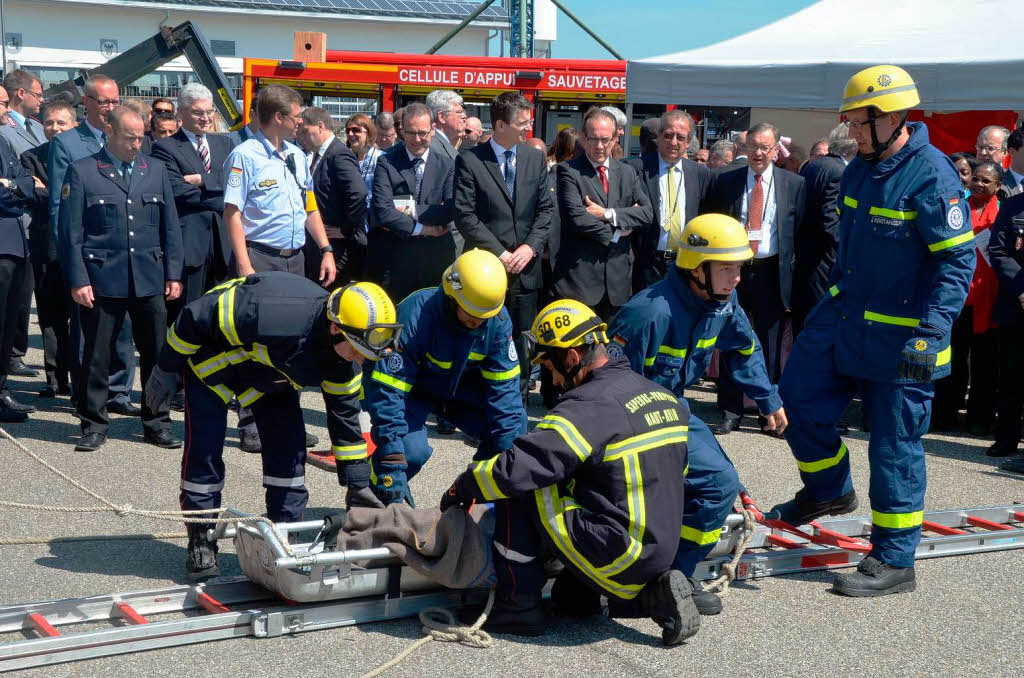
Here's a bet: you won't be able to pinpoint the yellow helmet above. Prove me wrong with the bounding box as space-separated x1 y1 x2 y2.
326 282 402 361
839 65 920 114
442 249 507 320
675 213 754 271
525 299 607 365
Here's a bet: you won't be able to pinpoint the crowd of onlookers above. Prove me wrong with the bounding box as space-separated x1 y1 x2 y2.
0 69 1020 460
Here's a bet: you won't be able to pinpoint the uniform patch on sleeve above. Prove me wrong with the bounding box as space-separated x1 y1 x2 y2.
227 167 242 188
387 353 404 373
914 339 928 351
508 338 518 363
61 183 70 199
947 204 965 230
606 342 624 358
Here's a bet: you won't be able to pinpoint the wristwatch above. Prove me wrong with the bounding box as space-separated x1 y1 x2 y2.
319 245 334 255
603 208 613 222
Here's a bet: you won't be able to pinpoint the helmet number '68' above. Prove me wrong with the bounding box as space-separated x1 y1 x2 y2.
542 315 572 334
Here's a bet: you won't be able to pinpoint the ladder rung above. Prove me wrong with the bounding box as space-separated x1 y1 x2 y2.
197 592 230 614
26 612 60 637
114 602 148 625
922 520 968 536
966 515 1014 531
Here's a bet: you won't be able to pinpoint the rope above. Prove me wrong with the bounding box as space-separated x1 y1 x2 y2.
704 507 757 596
0 532 188 545
360 589 496 678
0 426 293 554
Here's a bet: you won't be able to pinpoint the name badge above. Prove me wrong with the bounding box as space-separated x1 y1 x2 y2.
747 229 764 242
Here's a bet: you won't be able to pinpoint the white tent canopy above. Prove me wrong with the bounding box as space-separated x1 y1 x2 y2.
626 0 1024 111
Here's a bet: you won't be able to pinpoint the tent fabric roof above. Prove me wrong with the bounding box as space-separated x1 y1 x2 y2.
626 0 1023 111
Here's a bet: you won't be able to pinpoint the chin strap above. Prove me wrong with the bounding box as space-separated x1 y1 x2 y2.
859 109 909 163
683 262 731 302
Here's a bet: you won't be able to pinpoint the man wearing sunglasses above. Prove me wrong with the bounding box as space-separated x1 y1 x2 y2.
145 271 400 580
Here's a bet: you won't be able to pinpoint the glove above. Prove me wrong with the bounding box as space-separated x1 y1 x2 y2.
897 335 941 382
336 458 372 489
371 455 414 507
346 486 385 510
144 365 177 414
440 481 472 512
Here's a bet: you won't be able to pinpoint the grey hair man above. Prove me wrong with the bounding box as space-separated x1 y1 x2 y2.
602 105 628 157
976 125 1010 165
827 122 858 162
425 89 465 156
707 139 736 170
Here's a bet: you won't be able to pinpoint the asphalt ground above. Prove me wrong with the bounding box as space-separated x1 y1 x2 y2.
1 327 1022 677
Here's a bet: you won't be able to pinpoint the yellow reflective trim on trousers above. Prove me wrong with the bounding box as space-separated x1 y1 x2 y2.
218 287 242 346
872 509 924 529
927 230 974 253
679 525 722 546
534 485 644 599
370 370 413 393
333 442 368 461
869 206 917 221
192 348 248 378
829 284 840 298
696 335 718 349
936 345 951 367
738 339 756 356
471 455 508 501
603 425 688 462
863 310 920 328
796 441 848 474
166 326 200 355
535 414 592 461
843 195 858 209
597 454 645 577
237 387 263 407
468 351 485 361
481 364 521 381
208 383 234 404
322 372 362 396
645 345 687 367
426 352 453 369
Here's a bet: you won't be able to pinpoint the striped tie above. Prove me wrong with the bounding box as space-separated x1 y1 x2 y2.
198 135 211 172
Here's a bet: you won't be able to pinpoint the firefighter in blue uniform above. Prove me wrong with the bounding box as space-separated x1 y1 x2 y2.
441 299 700 646
608 213 787 615
363 248 527 506
146 271 400 579
770 66 975 596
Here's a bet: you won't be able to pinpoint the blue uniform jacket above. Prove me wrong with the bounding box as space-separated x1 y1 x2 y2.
608 267 782 415
0 134 33 258
58 151 184 298
811 122 975 383
47 121 103 232
364 286 523 457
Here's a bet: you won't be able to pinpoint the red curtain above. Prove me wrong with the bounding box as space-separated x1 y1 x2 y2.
908 110 1020 156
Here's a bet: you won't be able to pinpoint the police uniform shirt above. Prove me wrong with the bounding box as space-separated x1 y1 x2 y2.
657 155 686 251
223 131 312 250
740 162 777 258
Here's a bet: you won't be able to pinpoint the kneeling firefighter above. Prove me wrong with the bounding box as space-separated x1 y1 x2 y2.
146 271 400 580
441 299 700 646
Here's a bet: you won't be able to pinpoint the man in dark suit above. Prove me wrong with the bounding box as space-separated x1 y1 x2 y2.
48 74 139 415
793 123 856 334
370 102 456 303
719 130 748 172
454 92 553 399
21 100 77 399
553 107 653 320
152 83 237 313
427 90 465 254
704 122 806 435
57 107 184 452
626 109 713 292
296 106 367 287
1002 128 1024 199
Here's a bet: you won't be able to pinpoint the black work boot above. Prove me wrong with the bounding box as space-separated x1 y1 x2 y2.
609 570 700 646
832 556 916 597
766 488 859 526
459 592 546 636
688 577 722 616
186 524 220 581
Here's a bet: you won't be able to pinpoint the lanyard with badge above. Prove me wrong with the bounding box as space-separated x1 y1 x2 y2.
661 163 684 229
744 171 775 244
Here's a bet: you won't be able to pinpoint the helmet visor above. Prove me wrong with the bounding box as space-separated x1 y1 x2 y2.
334 322 403 360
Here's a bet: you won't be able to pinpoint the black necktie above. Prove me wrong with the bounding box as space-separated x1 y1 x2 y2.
503 149 516 199
412 157 425 199
121 162 132 184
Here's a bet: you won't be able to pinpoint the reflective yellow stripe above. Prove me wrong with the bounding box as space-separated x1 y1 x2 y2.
481 365 521 381
829 284 840 298
248 343 300 390
370 370 413 393
643 355 656 367
597 454 644 577
192 348 248 378
843 195 858 209
206 277 246 295
208 383 234 403
217 287 242 346
471 455 508 501
869 206 917 221
166 326 200 355
468 352 485 361
237 387 263 407
936 345 951 367
604 426 688 462
872 509 924 529
796 441 848 474
535 414 591 461
322 373 362 396
333 442 368 461
683 463 689 477
534 486 644 599
738 339 756 356
927 230 974 253
863 310 920 328
426 352 453 369
645 345 687 366
679 525 722 546
696 335 718 349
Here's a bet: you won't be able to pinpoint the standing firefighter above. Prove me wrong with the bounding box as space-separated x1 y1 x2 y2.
770 66 975 596
146 271 400 579
441 299 699 646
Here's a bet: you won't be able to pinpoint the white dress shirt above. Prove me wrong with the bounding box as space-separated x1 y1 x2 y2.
657 155 686 251
740 163 778 258
405 147 430 235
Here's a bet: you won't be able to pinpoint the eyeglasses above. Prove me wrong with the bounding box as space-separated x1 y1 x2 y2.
85 95 120 107
748 144 778 155
842 119 874 132
976 145 1004 154
188 108 215 119
404 130 431 139
346 126 367 135
23 89 44 102
586 136 614 146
